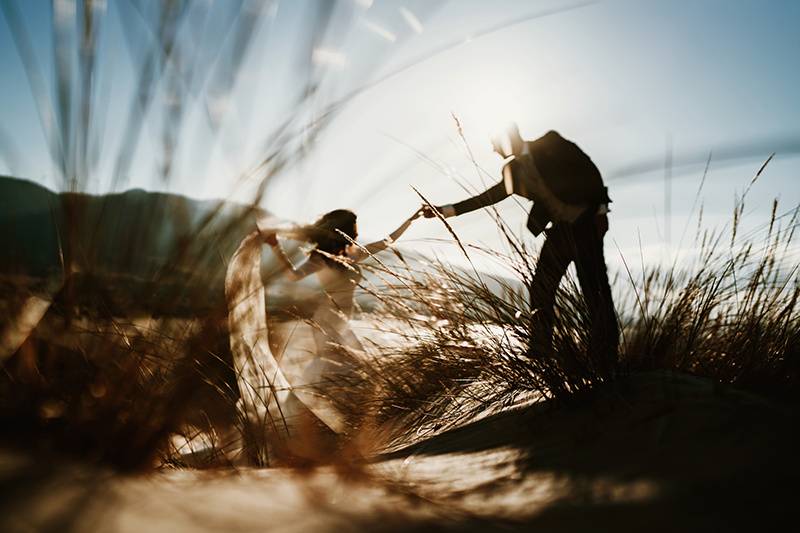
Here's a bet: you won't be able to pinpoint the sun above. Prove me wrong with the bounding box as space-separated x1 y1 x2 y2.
449 63 534 143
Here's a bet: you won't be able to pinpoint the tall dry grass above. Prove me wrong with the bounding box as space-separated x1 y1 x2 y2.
2 169 797 471
1 0 798 478
326 181 799 448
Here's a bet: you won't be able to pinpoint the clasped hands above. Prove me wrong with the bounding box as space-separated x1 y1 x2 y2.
420 204 455 219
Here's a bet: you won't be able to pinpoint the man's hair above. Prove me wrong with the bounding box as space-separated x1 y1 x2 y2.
493 122 523 157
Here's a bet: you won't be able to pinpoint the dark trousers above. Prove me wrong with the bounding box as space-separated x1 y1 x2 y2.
528 210 618 374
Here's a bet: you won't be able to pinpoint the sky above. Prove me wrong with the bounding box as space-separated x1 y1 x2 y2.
1 0 799 274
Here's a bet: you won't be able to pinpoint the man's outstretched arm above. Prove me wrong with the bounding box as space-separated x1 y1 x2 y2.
422 180 509 219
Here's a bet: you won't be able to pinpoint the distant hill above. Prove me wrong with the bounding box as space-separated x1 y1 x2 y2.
0 176 522 317
0 175 268 315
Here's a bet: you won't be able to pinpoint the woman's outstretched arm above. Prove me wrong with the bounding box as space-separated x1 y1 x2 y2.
262 232 322 281
351 208 422 261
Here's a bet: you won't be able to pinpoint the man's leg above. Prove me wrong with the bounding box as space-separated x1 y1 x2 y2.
573 215 619 376
529 224 573 356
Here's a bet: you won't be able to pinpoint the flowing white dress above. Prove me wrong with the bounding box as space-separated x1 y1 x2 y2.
293 252 365 378
224 231 350 449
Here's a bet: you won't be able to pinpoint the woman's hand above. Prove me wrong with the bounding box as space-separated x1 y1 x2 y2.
420 205 438 218
420 204 456 219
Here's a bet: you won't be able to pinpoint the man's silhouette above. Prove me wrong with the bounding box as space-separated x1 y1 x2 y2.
422 124 618 371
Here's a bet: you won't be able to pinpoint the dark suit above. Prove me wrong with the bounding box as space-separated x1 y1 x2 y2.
447 131 618 369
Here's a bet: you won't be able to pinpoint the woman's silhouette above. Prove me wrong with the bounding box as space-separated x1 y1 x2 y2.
223 207 420 457
261 208 421 373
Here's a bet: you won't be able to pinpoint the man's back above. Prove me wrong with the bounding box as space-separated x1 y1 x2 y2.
525 130 609 208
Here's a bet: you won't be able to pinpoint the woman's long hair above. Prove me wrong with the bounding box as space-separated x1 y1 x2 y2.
297 209 358 268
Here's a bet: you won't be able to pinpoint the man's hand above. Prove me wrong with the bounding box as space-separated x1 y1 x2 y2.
420 204 456 219
420 205 438 218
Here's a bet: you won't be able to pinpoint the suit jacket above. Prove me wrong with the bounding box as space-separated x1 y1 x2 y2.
450 130 610 236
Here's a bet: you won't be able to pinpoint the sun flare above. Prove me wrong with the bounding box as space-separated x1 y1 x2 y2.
450 65 534 141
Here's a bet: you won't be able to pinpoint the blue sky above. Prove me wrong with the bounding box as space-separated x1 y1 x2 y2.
1 0 798 272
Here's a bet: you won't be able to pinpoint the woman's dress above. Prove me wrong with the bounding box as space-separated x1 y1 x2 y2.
224 231 348 451
303 256 365 385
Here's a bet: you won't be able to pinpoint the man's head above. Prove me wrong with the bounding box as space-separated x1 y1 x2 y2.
491 122 524 157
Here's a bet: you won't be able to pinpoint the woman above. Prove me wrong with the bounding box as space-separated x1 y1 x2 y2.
261 208 421 371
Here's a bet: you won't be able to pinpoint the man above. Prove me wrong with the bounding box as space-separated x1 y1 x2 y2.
422 124 618 372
